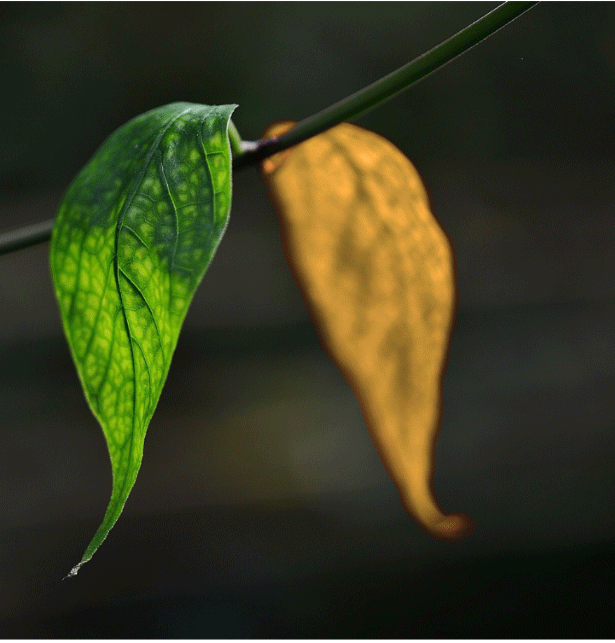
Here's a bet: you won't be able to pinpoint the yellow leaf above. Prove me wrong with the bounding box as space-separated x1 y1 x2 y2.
260 120 475 542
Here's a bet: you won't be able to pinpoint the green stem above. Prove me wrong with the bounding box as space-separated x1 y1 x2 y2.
234 1 537 168
227 120 245 158
0 1 537 256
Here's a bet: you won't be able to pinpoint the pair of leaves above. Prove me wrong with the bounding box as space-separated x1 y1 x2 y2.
50 102 473 577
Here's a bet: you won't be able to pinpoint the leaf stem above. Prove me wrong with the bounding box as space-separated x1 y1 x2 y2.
0 1 537 256
227 120 244 158
228 120 259 157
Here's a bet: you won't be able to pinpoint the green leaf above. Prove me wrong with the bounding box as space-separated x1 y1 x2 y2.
50 102 236 577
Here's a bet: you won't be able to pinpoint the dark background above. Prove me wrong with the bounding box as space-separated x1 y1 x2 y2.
1 2 614 637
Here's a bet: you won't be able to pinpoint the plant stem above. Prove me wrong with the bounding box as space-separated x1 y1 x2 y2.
0 219 55 256
233 1 537 169
0 1 537 257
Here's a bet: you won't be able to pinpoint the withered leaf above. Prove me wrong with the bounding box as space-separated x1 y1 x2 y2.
261 121 475 542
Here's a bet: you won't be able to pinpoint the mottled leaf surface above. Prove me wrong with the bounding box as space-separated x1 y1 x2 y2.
50 102 236 576
261 121 475 542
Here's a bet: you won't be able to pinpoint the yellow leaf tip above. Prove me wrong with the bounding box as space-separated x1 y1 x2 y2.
425 512 476 543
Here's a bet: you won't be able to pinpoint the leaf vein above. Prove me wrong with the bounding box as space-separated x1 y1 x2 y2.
118 266 166 363
158 159 179 309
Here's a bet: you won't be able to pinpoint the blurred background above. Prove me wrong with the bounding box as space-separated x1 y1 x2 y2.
1 2 614 637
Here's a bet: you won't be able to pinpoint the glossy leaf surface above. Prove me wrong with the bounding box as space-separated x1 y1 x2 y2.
261 121 475 542
50 102 236 576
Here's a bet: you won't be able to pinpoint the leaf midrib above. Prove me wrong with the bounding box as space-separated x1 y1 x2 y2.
111 105 194 504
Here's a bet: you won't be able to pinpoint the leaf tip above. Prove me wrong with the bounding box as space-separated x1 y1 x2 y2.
62 564 82 581
428 512 476 543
